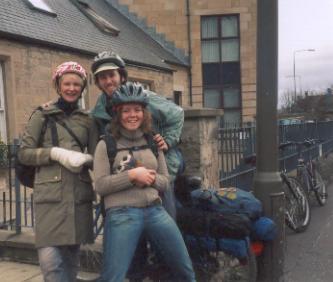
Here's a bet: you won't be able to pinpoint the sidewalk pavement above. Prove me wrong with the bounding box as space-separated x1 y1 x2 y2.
0 260 42 282
284 182 333 282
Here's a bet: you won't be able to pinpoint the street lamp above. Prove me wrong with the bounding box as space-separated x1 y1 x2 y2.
286 75 302 96
293 49 315 101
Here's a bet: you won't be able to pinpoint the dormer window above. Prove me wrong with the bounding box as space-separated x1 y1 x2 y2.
72 0 120 36
24 0 56 17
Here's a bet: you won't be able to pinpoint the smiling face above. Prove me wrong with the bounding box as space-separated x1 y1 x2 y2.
96 69 123 97
58 73 84 103
119 103 144 131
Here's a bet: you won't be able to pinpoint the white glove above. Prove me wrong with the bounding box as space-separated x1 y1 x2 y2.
50 147 93 173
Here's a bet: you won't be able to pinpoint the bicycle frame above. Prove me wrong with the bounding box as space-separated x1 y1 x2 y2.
296 145 317 195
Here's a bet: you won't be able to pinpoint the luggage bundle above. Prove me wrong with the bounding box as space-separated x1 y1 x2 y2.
176 184 277 258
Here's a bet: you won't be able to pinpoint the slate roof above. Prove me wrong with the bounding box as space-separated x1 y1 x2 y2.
0 0 187 71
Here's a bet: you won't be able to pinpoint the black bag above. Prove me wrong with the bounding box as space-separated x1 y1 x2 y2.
15 112 49 188
177 207 252 239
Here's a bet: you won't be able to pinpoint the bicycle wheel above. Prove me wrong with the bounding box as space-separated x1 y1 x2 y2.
283 176 311 233
313 168 327 206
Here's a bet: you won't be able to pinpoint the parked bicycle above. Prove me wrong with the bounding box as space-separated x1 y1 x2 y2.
77 175 258 282
245 149 311 233
292 139 327 206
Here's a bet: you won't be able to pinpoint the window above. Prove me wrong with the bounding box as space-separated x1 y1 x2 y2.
72 0 120 36
173 91 182 106
24 0 56 16
201 15 241 123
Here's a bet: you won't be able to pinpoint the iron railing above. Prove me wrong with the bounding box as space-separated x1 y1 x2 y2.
0 142 34 234
219 120 333 190
2 120 333 234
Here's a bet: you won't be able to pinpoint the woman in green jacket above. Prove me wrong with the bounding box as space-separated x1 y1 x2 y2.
18 62 98 282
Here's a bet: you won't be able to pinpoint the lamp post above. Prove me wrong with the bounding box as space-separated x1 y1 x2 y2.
286 74 302 96
256 0 284 281
293 49 315 101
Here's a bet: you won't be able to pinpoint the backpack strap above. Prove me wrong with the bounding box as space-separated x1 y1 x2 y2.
31 107 52 147
102 131 118 174
51 116 85 152
144 133 159 158
103 131 159 174
36 116 48 147
47 117 59 147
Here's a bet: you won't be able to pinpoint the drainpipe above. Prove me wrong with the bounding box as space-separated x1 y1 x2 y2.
186 0 193 106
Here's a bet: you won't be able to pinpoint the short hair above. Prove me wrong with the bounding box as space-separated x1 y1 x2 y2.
94 68 128 87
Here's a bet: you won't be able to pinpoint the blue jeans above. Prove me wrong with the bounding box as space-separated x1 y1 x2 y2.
38 245 80 282
100 205 196 282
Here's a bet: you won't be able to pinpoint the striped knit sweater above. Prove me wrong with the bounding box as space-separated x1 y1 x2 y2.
94 127 169 210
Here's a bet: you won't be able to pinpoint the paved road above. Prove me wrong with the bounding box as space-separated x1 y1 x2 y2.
284 183 333 282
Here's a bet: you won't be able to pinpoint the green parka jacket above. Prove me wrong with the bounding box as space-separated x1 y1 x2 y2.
91 90 184 177
18 105 99 248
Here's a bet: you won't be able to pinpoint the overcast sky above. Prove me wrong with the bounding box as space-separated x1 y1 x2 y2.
278 0 333 95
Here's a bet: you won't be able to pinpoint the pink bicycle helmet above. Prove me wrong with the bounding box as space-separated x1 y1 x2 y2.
52 61 87 82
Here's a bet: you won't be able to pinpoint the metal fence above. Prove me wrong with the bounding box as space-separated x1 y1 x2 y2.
219 121 333 190
0 142 34 234
3 120 333 233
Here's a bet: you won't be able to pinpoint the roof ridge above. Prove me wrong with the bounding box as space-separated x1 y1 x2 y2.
105 0 189 65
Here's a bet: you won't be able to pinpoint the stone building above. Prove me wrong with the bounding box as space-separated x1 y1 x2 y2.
111 0 257 122
0 0 256 142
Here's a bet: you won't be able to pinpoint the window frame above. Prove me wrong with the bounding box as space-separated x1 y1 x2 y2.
201 14 242 123
71 0 120 36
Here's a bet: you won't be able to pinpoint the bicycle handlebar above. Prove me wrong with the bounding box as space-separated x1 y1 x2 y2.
279 139 323 150
244 138 324 165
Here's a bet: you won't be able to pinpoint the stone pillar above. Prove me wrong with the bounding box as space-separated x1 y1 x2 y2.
180 108 223 188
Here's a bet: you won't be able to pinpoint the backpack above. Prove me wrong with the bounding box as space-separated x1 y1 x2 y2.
191 187 263 220
177 206 252 239
251 216 277 241
15 108 50 188
183 235 250 259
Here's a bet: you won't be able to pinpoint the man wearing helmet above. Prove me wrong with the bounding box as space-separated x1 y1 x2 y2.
91 51 184 219
18 62 99 281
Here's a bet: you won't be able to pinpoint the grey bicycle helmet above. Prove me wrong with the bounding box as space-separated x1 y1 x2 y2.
91 51 125 75
112 82 148 107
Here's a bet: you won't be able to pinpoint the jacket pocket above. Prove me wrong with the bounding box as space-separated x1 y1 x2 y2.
34 165 62 203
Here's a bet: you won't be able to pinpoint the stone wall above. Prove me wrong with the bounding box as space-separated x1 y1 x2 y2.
180 108 223 188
